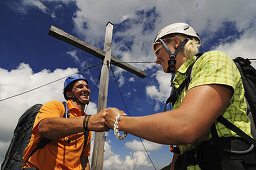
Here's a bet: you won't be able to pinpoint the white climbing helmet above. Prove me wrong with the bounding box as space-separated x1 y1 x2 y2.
153 23 201 45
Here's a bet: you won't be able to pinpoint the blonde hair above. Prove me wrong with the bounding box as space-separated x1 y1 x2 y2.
159 34 200 59
176 35 201 59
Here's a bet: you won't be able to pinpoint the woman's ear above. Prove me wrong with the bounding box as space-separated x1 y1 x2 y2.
173 37 181 49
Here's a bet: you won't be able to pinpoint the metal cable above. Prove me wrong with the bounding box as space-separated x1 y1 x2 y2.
110 65 157 170
85 65 102 112
0 62 102 102
118 61 155 63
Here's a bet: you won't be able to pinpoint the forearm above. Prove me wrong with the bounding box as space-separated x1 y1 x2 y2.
116 85 231 145
118 111 190 145
38 116 85 139
38 112 108 139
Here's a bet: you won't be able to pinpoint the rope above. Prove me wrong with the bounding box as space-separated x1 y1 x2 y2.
0 62 102 102
118 61 155 63
110 65 157 170
85 66 102 112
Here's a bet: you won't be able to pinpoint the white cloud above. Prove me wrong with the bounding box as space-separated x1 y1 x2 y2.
118 75 125 87
145 70 172 103
13 0 256 97
66 50 87 69
154 102 160 111
125 139 162 152
86 101 97 115
67 50 79 62
70 0 256 94
18 0 55 17
104 150 151 170
101 140 155 170
213 27 256 68
12 0 75 18
0 141 10 162
129 77 135 82
71 0 256 56
73 0 156 44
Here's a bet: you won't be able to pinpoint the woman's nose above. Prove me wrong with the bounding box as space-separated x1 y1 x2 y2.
155 57 161 64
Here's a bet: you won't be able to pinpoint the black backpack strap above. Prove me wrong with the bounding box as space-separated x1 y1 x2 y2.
217 115 256 145
23 102 69 165
164 74 191 111
164 53 204 111
84 131 90 147
234 57 256 139
23 138 51 165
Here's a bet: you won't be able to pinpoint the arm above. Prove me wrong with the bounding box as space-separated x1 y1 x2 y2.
38 112 108 139
105 84 232 144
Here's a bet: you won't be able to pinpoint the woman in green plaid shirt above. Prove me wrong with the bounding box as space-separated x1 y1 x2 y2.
103 23 255 170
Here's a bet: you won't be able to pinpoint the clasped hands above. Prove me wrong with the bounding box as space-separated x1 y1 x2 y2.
88 108 125 132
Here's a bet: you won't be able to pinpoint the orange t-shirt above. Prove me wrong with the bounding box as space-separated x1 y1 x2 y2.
23 100 92 170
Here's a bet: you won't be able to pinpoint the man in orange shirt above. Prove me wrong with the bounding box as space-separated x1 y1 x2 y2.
23 75 109 170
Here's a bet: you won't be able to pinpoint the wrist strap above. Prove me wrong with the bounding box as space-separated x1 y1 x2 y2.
83 115 91 131
114 114 127 140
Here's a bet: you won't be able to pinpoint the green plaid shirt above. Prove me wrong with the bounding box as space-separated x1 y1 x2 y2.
173 51 251 170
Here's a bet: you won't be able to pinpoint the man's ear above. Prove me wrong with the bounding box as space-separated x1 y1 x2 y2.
66 91 72 99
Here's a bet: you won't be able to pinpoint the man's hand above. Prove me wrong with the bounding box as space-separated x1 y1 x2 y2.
87 110 109 132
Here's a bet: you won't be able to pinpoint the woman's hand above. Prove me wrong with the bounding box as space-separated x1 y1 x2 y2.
104 108 125 129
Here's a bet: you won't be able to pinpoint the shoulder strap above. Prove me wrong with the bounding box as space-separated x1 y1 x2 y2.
23 102 69 164
164 53 203 111
217 116 256 145
234 58 256 138
164 72 191 111
62 101 70 118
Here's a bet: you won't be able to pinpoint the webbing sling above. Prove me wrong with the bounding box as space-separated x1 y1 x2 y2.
217 116 256 146
164 53 203 111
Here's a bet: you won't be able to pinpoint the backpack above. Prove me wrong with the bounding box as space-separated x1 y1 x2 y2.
166 55 256 170
234 57 256 139
165 54 256 143
1 102 69 170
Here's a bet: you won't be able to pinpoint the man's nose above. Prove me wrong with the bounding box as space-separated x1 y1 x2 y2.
82 86 89 91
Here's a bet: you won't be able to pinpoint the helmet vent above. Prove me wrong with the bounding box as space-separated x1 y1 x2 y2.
184 24 190 30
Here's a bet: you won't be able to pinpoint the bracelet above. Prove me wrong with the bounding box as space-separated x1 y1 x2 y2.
114 114 127 140
83 115 88 131
83 115 91 131
85 115 91 131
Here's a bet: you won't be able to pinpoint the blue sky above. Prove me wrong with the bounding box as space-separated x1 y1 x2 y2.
1 0 256 169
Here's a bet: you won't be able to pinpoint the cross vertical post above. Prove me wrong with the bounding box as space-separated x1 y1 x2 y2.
48 22 146 170
91 22 113 170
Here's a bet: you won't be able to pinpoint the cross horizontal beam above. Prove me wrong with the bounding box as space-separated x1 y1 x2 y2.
48 26 146 78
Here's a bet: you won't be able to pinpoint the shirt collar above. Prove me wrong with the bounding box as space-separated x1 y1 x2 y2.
66 100 77 110
66 100 85 116
176 56 197 74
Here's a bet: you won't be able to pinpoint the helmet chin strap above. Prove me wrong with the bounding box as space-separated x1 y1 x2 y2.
159 38 189 73
71 94 89 106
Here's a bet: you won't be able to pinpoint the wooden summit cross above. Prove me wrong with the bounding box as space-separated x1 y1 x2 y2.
48 22 146 170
